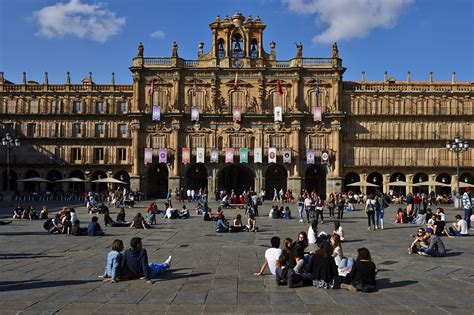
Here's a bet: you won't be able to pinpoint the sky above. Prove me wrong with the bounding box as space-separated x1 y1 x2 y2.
0 0 472 84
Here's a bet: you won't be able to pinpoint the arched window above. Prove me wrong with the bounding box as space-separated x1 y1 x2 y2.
272 91 283 108
217 39 225 59
232 33 244 58
250 39 258 59
152 90 168 108
231 91 244 111
188 90 205 111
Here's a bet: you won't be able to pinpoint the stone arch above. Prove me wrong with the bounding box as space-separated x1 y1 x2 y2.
218 164 255 195
147 164 169 198
46 169 63 191
367 172 383 195
413 172 428 194
435 172 452 195
389 172 406 196
186 163 209 192
305 164 327 198
344 172 360 193
91 170 107 192
265 164 288 199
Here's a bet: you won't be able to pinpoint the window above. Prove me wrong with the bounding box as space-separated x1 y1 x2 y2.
369 149 379 166
53 100 62 114
7 99 16 113
309 135 324 151
94 148 105 162
230 135 245 149
27 123 37 137
118 124 127 137
269 134 285 149
73 100 82 113
95 101 106 114
152 91 168 107
4 123 14 134
188 90 204 110
71 148 82 161
30 99 39 114
231 33 244 58
272 91 282 108
393 149 402 166
95 124 105 137
416 149 425 166
54 123 63 137
231 91 244 111
151 135 166 148
309 91 321 111
117 148 127 161
191 134 206 149
118 101 128 114
217 39 225 59
73 123 82 137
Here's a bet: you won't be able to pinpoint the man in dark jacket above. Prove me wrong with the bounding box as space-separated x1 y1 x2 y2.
121 237 153 284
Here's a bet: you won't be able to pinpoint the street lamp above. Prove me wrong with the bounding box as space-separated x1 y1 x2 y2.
446 134 470 208
1 133 20 191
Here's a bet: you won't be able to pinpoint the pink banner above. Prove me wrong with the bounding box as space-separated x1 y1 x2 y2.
233 107 241 122
268 147 277 163
182 147 190 164
225 148 234 164
159 148 167 163
314 106 322 122
144 148 153 165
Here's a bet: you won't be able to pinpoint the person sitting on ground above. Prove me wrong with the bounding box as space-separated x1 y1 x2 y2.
103 206 115 226
333 220 345 241
215 207 224 220
88 216 105 236
308 240 339 289
164 203 179 219
275 255 310 288
282 237 293 260
425 208 433 222
331 234 353 277
12 204 24 220
445 214 468 237
394 208 406 223
307 220 318 246
254 236 282 276
408 227 429 254
69 208 78 224
49 214 62 234
179 205 190 219
130 213 149 230
21 206 31 220
100 239 124 283
29 206 38 220
269 205 277 219
418 227 446 257
341 247 377 293
283 206 291 219
247 211 257 232
203 208 213 221
120 237 172 285
71 220 87 236
436 208 446 222
196 202 204 215
230 214 245 232
407 210 415 224
428 214 446 237
62 212 72 234
215 213 229 232
40 205 48 219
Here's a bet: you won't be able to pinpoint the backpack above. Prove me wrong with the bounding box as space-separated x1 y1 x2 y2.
43 218 53 230
367 202 374 212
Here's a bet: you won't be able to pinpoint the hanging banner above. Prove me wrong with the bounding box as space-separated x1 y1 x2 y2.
268 147 277 163
152 105 161 121
306 149 315 165
321 149 330 165
274 106 282 122
191 105 199 121
159 148 167 163
225 148 234 164
254 147 262 163
314 106 322 122
210 148 219 163
196 147 205 163
240 147 248 163
182 147 190 164
144 147 153 165
233 107 241 122
283 148 291 164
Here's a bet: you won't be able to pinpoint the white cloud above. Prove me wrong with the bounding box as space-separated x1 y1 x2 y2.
150 30 165 39
32 0 125 43
283 0 414 43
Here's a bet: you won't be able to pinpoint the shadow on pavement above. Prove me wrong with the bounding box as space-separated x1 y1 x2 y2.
342 239 366 243
376 278 418 289
0 253 62 260
0 279 96 291
161 271 211 280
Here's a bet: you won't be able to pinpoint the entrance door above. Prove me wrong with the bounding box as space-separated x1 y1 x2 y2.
186 163 208 192
147 164 169 198
305 165 326 198
218 164 255 195
265 164 287 199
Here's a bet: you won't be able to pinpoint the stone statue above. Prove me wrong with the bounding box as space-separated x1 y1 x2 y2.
332 42 339 58
296 42 303 58
137 42 144 57
172 41 178 57
252 96 261 114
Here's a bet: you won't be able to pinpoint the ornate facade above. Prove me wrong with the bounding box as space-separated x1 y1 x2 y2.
1 13 473 198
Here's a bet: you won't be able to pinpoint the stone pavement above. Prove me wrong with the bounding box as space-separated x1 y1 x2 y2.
0 199 473 314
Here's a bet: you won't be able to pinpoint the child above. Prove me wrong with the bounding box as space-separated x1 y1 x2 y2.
100 239 124 283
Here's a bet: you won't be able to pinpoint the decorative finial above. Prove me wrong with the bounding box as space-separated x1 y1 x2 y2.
384 71 388 82
270 41 276 59
89 72 93 82
111 72 115 85
331 42 339 58
452 71 456 83
44 72 49 85
296 42 303 59
429 71 433 82
0 71 5 83
137 42 144 57
407 71 411 82
361 70 365 81
22 72 26 84
172 41 178 57
66 71 71 84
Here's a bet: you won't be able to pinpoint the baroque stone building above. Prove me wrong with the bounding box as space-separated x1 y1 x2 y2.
1 12 473 198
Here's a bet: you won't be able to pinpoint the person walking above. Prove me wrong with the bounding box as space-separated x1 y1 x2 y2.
462 192 472 229
365 195 376 231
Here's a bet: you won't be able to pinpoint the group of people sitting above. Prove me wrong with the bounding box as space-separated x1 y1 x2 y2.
199 205 258 233
145 202 190 223
100 237 171 284
12 204 48 220
254 221 377 293
44 207 104 236
269 205 291 219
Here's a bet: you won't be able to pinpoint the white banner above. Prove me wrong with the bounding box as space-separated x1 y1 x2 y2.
268 147 277 163
274 106 282 122
283 148 291 163
196 147 205 163
191 105 199 121
254 148 262 163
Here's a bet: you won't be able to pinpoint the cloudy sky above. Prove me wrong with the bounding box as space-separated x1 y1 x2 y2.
0 0 472 84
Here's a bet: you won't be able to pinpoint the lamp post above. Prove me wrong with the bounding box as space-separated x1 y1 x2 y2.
1 133 21 191
446 134 470 208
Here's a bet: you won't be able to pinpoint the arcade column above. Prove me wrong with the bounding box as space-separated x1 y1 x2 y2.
168 122 181 192
129 120 141 191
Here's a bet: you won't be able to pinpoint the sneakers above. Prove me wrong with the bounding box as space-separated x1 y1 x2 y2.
299 219 303 223
165 255 172 267
340 283 357 292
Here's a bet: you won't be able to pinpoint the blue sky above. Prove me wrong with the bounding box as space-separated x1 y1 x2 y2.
0 0 472 84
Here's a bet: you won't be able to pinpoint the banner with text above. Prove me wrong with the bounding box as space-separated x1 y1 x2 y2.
233 107 241 122
274 106 282 122
321 149 330 165
239 147 248 163
191 106 199 121
314 106 322 122
152 105 161 121
210 148 218 163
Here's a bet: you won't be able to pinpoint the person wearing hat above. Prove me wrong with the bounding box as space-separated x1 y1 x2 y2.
418 227 446 257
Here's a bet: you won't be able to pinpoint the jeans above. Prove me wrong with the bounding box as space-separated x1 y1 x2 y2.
414 204 420 216
367 211 375 228
329 206 335 218
339 257 354 268
298 206 304 221
448 226 462 237
149 262 170 278
464 208 472 229
376 210 384 229
316 210 324 223
337 207 344 219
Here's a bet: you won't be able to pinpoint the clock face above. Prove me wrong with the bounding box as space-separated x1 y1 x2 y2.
233 58 243 68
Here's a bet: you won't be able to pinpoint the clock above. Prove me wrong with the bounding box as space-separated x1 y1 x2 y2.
233 58 243 68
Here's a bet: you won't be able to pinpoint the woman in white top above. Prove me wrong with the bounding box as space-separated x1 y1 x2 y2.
365 195 377 231
333 221 344 241
331 234 353 274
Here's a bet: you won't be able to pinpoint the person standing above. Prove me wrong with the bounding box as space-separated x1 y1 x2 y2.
365 195 376 231
336 194 345 220
413 193 421 216
461 192 472 229
166 189 172 207
186 189 191 202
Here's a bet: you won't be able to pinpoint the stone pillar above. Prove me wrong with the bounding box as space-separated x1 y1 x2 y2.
428 174 437 195
382 174 390 194
332 123 342 178
129 120 141 191
406 174 414 194
360 173 368 195
169 121 181 190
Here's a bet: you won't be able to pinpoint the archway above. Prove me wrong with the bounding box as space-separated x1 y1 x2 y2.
147 164 169 198
91 170 107 192
367 172 383 195
344 172 360 194
46 170 63 191
460 172 473 193
389 172 406 196
305 165 327 198
2 169 18 191
69 170 85 193
186 163 208 192
24 169 40 193
114 170 130 190
435 173 452 195
265 164 287 200
218 164 255 195
413 172 428 194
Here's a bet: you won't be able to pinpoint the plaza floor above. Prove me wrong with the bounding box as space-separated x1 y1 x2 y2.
0 199 473 315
